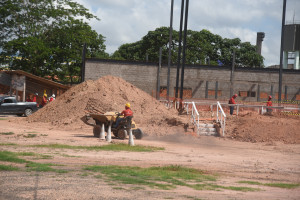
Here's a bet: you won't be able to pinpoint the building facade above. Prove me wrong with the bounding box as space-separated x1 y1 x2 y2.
85 59 300 102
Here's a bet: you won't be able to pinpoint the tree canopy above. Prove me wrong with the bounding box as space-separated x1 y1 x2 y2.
0 0 108 83
112 27 264 68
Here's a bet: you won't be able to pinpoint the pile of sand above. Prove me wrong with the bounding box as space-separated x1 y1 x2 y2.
27 76 189 136
225 112 300 144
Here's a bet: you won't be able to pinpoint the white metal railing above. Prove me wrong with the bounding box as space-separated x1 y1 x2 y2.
191 102 200 135
216 101 226 136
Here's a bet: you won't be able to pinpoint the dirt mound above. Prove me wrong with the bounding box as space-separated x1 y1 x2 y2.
27 76 188 136
225 112 300 144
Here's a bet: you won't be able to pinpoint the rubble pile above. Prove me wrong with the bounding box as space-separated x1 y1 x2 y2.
28 76 188 136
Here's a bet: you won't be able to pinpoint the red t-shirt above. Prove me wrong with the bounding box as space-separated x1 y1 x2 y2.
267 101 272 107
229 97 236 104
121 108 133 117
41 96 47 106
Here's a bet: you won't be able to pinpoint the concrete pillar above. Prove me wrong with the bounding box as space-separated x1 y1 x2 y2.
295 51 300 70
257 84 260 102
270 84 273 97
205 81 208 99
215 81 218 99
283 51 288 69
285 85 288 100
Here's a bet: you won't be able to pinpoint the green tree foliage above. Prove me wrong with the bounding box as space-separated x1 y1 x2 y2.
0 0 108 83
112 27 264 68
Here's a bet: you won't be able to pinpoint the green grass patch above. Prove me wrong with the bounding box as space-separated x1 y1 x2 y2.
26 131 38 134
112 187 125 190
23 134 37 138
0 151 63 173
238 181 300 189
0 132 14 135
0 143 17 146
0 118 8 120
192 183 259 191
60 154 80 158
0 164 19 171
29 143 164 152
0 151 28 163
25 162 67 173
84 165 217 190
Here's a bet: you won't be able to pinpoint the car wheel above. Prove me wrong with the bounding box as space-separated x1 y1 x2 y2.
24 108 33 117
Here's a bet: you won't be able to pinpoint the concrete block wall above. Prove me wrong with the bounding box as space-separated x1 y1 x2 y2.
85 59 300 102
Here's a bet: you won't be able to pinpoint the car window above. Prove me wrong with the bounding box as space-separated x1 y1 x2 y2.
3 99 13 103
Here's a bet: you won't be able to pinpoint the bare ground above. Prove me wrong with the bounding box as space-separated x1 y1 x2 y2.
0 116 300 200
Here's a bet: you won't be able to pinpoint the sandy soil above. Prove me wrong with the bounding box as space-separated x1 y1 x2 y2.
1 76 299 199
0 116 300 200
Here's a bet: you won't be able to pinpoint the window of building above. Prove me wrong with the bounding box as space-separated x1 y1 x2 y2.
208 90 222 96
239 91 256 97
275 93 286 100
239 91 247 97
173 87 192 98
247 91 256 97
260 92 268 99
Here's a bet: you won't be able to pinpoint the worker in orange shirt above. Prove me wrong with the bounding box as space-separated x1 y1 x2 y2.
114 103 133 128
266 95 272 113
32 93 39 107
40 94 48 108
229 94 238 115
49 94 55 102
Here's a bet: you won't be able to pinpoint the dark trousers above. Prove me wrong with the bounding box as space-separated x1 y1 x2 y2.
230 106 234 115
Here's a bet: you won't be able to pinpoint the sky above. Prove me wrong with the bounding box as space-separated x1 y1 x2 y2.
75 0 300 67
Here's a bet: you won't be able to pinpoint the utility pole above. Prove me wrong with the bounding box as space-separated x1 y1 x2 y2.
279 0 287 103
175 0 185 99
157 47 162 100
167 0 174 103
179 0 189 100
81 43 86 83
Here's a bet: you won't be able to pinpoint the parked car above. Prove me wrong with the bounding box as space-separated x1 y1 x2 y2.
0 96 38 117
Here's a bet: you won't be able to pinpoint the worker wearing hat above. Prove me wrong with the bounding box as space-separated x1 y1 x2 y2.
266 95 272 113
49 94 56 102
229 94 238 115
40 93 48 108
114 103 133 128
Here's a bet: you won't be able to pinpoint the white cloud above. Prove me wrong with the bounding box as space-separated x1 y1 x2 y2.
75 0 300 67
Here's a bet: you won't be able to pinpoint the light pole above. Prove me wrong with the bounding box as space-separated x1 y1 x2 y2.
167 0 174 103
279 0 287 103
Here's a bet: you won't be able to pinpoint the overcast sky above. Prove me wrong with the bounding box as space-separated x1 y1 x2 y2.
75 0 300 67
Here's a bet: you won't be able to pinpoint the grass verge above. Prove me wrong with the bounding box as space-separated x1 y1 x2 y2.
83 165 255 191
0 164 19 171
0 143 17 146
238 181 300 189
0 132 14 135
0 151 65 173
29 143 164 152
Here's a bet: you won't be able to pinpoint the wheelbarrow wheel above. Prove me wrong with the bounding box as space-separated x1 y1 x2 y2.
93 125 101 137
117 129 127 140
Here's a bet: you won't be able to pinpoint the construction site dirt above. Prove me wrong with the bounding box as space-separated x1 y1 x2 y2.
0 76 299 200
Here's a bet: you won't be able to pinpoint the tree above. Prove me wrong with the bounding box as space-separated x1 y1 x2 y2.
112 27 264 68
0 0 108 82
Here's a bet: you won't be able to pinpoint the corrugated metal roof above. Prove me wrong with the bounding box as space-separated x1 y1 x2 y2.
4 70 70 90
